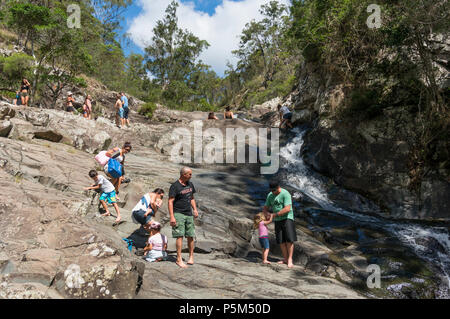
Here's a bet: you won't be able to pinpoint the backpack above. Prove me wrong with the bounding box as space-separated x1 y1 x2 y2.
107 158 122 178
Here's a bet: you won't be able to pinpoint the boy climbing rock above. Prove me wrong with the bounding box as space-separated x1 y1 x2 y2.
85 170 121 224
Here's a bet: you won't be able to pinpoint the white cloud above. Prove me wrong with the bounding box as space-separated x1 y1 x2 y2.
127 0 290 77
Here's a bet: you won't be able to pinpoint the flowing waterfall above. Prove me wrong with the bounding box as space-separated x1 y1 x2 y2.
279 128 450 297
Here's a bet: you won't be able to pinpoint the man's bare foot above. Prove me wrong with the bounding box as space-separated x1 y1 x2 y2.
262 261 271 264
115 217 121 223
187 259 194 265
101 212 111 217
176 261 188 268
287 262 294 268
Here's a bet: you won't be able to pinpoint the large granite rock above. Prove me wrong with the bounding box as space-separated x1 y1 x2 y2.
0 105 368 299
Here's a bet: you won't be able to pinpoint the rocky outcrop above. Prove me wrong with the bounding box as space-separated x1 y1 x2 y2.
0 141 144 298
1 102 445 299
301 117 450 219
0 119 12 137
0 103 368 299
274 49 450 220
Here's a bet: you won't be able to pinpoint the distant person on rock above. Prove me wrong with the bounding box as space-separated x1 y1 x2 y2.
20 78 31 106
121 93 130 127
253 211 273 264
278 104 293 129
103 142 132 197
143 221 168 262
85 170 121 224
224 106 234 120
168 167 199 268
263 180 296 268
83 95 92 120
132 188 165 226
115 94 124 128
207 112 219 120
14 91 21 106
66 92 76 113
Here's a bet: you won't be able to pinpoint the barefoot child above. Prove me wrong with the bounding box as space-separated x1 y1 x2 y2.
253 212 273 264
85 170 121 223
143 221 168 262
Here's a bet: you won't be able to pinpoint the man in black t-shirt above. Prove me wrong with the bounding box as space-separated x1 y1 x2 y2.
168 167 199 268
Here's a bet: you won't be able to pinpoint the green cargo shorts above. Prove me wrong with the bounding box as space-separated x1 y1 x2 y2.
172 212 195 238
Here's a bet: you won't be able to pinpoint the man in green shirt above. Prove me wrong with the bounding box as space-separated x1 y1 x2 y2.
263 180 297 268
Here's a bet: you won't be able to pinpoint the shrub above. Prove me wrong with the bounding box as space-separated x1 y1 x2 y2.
0 53 34 88
139 102 157 119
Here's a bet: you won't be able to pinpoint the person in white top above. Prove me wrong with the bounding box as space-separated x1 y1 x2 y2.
143 221 168 262
277 104 293 129
131 188 165 226
84 170 121 224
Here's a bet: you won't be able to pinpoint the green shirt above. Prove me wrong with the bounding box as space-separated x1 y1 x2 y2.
264 188 294 222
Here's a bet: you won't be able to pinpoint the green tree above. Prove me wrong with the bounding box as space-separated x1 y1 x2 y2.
0 53 34 92
233 1 289 88
144 0 210 102
123 53 148 98
7 2 51 57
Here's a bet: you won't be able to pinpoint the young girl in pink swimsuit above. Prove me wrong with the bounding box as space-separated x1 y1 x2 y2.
253 212 273 264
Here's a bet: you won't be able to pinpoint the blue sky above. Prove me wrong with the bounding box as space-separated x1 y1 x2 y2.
119 0 228 56
119 0 290 76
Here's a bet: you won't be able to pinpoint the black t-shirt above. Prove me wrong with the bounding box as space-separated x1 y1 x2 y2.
169 180 196 216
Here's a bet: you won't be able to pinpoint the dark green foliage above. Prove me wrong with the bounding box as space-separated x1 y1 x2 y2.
138 102 157 119
0 53 34 87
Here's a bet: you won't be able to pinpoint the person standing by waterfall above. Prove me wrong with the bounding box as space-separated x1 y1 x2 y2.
263 180 297 268
168 167 199 268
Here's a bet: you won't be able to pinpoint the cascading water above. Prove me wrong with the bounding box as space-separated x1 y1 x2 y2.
279 128 450 298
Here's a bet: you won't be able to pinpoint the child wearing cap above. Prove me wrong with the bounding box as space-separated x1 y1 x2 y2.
143 221 168 262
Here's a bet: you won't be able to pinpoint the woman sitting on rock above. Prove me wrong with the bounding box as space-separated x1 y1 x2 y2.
103 142 132 198
131 188 165 226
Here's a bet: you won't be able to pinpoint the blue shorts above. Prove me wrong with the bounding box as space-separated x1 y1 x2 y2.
99 190 117 204
131 209 154 225
118 108 125 119
259 237 270 249
283 112 293 120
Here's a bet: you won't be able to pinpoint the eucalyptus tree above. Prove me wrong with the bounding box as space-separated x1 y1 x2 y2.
144 0 210 106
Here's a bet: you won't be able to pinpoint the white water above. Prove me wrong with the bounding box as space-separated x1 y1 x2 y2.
280 128 450 297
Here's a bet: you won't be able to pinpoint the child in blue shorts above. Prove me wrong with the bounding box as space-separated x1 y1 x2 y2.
85 170 121 223
253 212 273 264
